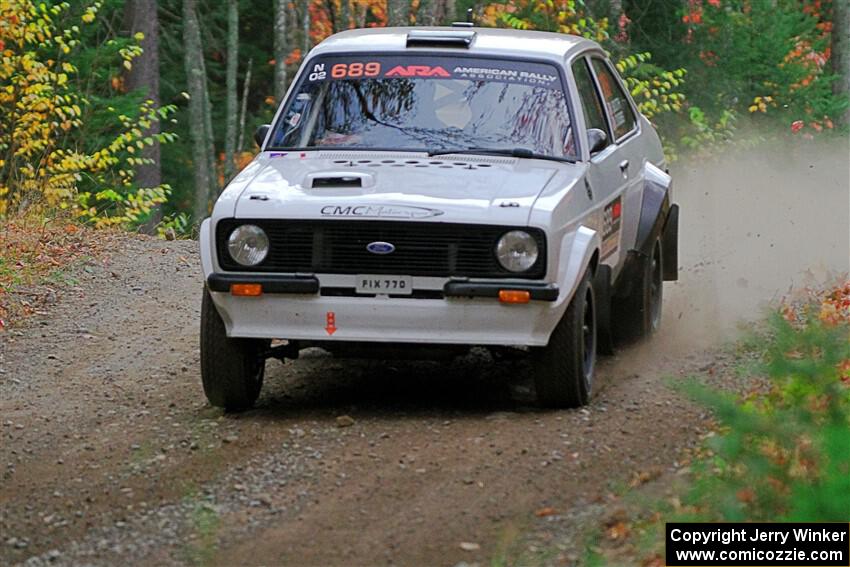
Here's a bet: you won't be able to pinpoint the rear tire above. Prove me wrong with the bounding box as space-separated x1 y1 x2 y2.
614 239 663 343
200 288 269 412
532 270 596 408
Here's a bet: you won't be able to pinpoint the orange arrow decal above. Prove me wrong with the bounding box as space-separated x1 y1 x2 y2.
325 311 337 336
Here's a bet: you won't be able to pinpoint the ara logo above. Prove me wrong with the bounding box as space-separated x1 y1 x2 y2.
385 65 451 78
366 241 395 255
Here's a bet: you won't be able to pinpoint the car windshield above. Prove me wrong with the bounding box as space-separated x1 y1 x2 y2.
268 54 577 159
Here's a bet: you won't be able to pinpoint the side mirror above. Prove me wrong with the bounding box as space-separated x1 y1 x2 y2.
587 128 608 155
254 124 271 148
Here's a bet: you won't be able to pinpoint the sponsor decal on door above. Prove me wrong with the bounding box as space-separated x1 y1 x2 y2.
601 196 622 259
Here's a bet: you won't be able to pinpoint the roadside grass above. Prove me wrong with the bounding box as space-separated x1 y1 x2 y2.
586 291 850 565
182 495 222 567
490 518 548 567
502 282 850 566
0 213 111 328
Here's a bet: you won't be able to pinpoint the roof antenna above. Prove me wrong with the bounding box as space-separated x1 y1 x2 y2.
452 8 474 27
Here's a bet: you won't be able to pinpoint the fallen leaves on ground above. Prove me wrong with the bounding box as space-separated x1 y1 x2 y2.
628 467 663 488
0 214 117 329
606 521 631 540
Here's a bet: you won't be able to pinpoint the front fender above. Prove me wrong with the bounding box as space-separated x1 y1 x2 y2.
557 225 601 306
199 218 215 280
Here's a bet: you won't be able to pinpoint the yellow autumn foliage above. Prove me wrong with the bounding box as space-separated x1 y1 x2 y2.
0 0 175 227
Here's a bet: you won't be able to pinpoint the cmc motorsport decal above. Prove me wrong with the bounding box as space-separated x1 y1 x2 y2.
320 204 445 219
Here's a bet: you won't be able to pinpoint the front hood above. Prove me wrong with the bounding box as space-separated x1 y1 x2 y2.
228 151 574 226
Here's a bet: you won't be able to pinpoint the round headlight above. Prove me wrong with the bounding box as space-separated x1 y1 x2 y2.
496 230 539 272
228 224 269 266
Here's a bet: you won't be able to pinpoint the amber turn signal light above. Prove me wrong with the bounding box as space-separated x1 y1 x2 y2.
230 283 263 297
498 289 531 304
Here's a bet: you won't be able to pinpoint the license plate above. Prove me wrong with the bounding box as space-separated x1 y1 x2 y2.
355 275 413 295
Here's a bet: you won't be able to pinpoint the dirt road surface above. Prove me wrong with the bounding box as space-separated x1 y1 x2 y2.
1 147 847 566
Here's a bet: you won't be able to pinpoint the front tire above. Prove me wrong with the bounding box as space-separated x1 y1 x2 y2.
200 288 269 411
532 270 597 408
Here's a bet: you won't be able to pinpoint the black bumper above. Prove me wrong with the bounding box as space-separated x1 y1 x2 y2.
207 273 320 294
208 274 559 302
443 281 559 301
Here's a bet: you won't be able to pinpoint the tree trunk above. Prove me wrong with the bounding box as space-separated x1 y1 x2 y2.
418 0 434 25
422 0 455 25
303 0 312 54
183 0 214 221
833 0 850 127
201 54 217 195
387 0 409 26
357 2 368 28
237 58 253 153
224 0 239 182
610 0 623 24
123 0 162 231
341 0 351 30
274 0 288 104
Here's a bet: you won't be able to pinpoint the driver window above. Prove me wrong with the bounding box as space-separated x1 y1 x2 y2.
572 58 610 150
590 58 637 141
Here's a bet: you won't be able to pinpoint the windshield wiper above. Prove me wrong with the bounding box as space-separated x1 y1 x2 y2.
428 147 576 164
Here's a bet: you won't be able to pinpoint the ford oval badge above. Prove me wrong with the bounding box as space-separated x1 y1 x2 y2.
366 241 395 255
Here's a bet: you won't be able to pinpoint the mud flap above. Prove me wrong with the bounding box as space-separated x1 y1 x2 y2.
593 264 615 355
662 204 679 281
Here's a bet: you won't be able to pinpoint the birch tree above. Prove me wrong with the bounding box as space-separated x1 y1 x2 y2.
303 0 312 54
224 0 239 181
183 0 214 220
274 0 288 104
237 59 253 153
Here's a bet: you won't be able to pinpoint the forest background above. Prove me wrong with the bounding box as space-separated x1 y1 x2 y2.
1 3 849 555
0 0 847 233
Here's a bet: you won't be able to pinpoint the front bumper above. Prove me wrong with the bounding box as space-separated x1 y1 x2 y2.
207 273 559 301
207 274 566 347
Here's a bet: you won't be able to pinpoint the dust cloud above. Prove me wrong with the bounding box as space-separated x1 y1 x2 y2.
659 136 850 351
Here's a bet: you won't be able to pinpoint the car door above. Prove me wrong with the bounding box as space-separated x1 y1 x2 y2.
586 56 645 275
572 56 630 274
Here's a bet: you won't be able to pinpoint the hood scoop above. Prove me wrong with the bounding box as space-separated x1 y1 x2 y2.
305 171 375 189
313 176 361 188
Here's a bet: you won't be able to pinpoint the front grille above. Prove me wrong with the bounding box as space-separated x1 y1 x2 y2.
216 219 546 279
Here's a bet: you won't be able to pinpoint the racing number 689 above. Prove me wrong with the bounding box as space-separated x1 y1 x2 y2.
331 62 382 79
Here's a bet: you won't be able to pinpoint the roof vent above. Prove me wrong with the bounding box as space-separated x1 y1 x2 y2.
406 29 476 48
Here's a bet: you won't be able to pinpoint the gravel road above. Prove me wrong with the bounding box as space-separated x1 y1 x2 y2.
1 147 846 566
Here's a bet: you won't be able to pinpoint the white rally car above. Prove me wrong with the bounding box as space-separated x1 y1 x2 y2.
198 25 679 411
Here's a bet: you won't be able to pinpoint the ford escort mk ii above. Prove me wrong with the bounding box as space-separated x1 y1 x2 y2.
198 26 679 411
